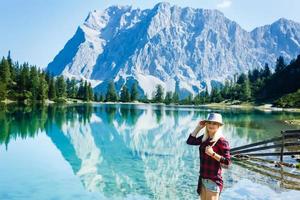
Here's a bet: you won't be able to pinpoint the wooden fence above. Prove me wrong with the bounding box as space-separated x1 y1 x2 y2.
231 129 300 190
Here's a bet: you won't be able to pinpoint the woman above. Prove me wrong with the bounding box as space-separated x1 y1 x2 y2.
186 113 231 200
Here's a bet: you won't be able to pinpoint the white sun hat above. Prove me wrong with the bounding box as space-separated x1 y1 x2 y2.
202 113 223 126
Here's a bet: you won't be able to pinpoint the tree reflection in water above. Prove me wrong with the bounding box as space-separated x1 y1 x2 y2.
1 103 300 199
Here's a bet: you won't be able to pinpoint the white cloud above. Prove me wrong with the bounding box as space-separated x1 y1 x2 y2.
217 0 232 9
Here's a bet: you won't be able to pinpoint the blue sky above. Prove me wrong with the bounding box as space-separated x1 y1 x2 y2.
1 0 300 68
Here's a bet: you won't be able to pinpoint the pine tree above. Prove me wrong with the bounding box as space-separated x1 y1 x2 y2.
70 78 77 99
66 78 71 97
56 75 66 98
221 80 230 100
172 91 179 104
0 58 11 86
48 77 56 100
204 88 209 103
262 63 271 78
0 58 11 100
275 56 286 73
16 64 30 100
153 84 164 103
77 80 84 100
88 82 93 101
120 85 130 102
7 51 12 67
94 93 99 102
130 82 138 102
99 93 104 102
250 69 261 82
164 91 172 104
44 71 51 85
236 73 247 84
105 81 118 102
141 93 149 103
7 51 16 84
241 77 252 101
182 94 192 104
209 87 223 103
193 93 201 105
0 82 6 100
37 73 48 101
198 91 207 104
29 67 39 100
84 80 89 101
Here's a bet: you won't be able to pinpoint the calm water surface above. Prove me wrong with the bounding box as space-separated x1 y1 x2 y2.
0 103 300 200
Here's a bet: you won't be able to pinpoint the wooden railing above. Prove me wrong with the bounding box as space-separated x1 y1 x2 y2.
231 129 300 190
231 129 300 160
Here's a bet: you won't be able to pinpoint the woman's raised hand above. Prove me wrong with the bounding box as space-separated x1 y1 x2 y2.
198 120 206 129
191 120 206 137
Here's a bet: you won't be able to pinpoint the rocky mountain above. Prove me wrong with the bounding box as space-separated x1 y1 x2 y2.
47 2 300 98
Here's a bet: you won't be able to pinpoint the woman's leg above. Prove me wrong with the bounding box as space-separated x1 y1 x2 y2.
205 189 219 200
200 185 206 200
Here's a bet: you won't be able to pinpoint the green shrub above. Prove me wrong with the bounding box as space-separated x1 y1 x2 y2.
274 89 300 108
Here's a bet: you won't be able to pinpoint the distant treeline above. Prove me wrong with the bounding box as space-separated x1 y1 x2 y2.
102 54 300 107
203 54 300 107
185 54 300 107
0 52 299 107
0 52 94 103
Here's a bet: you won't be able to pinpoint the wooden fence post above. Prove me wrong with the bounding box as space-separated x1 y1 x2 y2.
280 130 285 162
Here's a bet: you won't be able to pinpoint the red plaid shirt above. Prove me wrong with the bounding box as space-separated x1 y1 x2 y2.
186 134 231 193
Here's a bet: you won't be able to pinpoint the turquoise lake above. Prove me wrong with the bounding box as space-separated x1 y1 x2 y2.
0 103 300 200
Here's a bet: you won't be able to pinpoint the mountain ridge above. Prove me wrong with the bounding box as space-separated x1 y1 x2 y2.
47 2 300 98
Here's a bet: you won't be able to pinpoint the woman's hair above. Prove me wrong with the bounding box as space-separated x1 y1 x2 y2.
201 125 224 143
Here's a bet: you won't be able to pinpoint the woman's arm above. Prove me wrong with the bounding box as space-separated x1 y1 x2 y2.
206 139 231 167
186 123 204 145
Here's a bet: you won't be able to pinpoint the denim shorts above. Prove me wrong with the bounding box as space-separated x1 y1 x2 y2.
201 178 220 193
